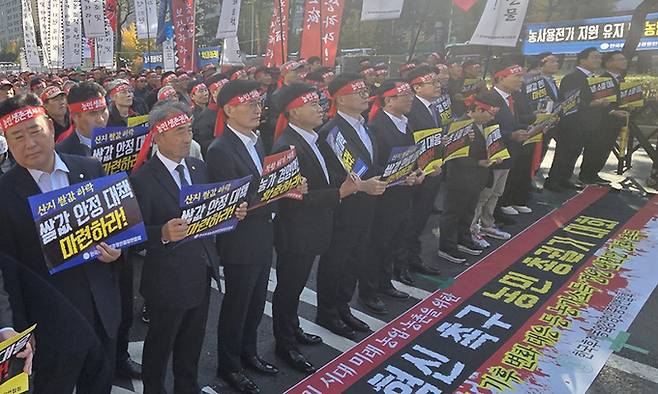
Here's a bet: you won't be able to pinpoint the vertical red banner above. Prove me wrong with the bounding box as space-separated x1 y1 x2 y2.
171 0 196 72
299 0 345 66
265 0 289 67
105 0 118 32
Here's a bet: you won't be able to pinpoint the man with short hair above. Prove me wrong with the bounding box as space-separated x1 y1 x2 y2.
106 79 143 127
188 80 209 117
0 79 13 103
191 74 230 156
41 85 71 140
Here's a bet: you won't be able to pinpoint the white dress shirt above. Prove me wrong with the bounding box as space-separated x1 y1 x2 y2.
28 153 70 193
337 111 373 160
228 125 263 174
289 123 330 183
384 111 409 134
156 150 192 189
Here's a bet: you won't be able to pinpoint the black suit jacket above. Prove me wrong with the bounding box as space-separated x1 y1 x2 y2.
272 126 340 256
558 68 602 132
407 96 440 133
131 155 219 309
206 127 275 265
0 154 121 350
56 132 92 157
600 71 626 130
191 106 218 156
490 88 536 169
317 114 381 229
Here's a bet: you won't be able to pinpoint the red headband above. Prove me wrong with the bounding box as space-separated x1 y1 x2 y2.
368 83 412 122
375 69 388 76
410 73 437 85
464 95 499 113
162 74 177 85
69 97 107 114
361 68 375 76
191 83 207 95
0 106 46 132
214 89 261 138
327 80 367 118
158 86 177 101
399 64 416 72
230 69 247 80
274 91 320 141
134 112 192 171
494 65 524 79
322 71 335 81
109 83 132 97
281 61 300 73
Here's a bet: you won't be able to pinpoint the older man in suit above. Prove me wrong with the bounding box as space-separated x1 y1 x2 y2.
0 94 122 393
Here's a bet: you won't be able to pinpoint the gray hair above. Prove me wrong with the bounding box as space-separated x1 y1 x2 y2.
148 101 191 132
106 79 130 94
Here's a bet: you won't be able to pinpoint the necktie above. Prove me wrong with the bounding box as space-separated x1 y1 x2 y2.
175 164 190 188
507 95 515 116
430 104 439 127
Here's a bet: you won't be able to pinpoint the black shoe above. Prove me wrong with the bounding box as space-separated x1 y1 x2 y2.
394 267 415 285
141 304 150 324
379 285 409 300
593 175 611 185
115 357 142 379
561 180 584 190
275 348 316 374
437 248 467 264
457 239 483 256
409 261 441 276
243 356 278 375
316 316 356 339
339 310 371 332
358 295 389 315
294 328 323 345
578 176 598 185
219 370 260 394
543 180 565 193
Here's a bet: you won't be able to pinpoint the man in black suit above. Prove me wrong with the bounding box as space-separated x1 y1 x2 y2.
362 80 425 311
394 66 446 285
0 94 122 393
131 101 245 394
545 47 607 192
579 51 628 184
536 53 561 161
191 73 229 156
205 80 282 394
271 83 358 374
315 74 386 337
106 79 146 127
56 81 143 380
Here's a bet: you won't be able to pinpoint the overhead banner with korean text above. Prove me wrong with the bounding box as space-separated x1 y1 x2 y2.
264 0 289 67
469 0 530 47
216 0 242 39
360 0 404 21
91 126 149 175
171 0 196 71
288 188 658 394
180 175 252 241
63 0 84 68
135 0 159 39
299 0 346 66
81 0 107 38
28 172 147 275
21 0 41 69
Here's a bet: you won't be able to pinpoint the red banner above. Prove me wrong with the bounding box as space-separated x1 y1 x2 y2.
105 0 118 32
453 0 478 12
299 0 345 66
171 0 196 72
265 0 289 67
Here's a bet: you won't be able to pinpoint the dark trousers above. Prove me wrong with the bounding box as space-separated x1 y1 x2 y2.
317 225 372 321
547 125 586 184
361 193 411 296
116 254 134 364
580 123 621 179
396 176 441 266
217 262 271 373
500 147 533 207
439 178 481 251
142 284 210 394
34 315 117 394
272 252 316 351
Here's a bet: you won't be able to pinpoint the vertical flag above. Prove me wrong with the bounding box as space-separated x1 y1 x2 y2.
63 0 84 68
299 0 345 66
163 38 176 71
216 0 242 39
134 0 159 39
453 0 478 12
221 36 243 66
360 0 404 21
81 0 107 38
21 0 41 69
469 0 530 47
264 0 289 67
36 0 52 67
171 0 196 71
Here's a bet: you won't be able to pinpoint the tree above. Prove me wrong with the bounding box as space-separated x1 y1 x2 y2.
0 40 20 63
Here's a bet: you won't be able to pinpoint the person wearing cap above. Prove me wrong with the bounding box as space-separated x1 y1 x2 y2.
187 80 210 117
579 51 628 186
134 75 149 101
270 83 358 374
361 79 425 313
30 78 47 97
191 73 230 156
206 80 283 393
0 93 122 392
487 62 535 226
0 80 13 103
392 66 445 285
426 52 444 66
56 82 109 155
438 91 498 264
157 85 179 103
201 63 217 81
546 47 607 192
278 61 303 88
131 100 244 394
41 85 71 140
106 79 145 127
227 66 249 82
398 63 416 79
315 73 387 338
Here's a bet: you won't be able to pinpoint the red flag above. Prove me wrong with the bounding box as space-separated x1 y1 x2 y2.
265 0 290 67
299 0 346 66
453 0 477 12
171 0 196 72
105 0 118 32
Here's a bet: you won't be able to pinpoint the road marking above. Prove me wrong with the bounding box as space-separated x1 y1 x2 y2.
607 354 658 384
603 331 650 354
